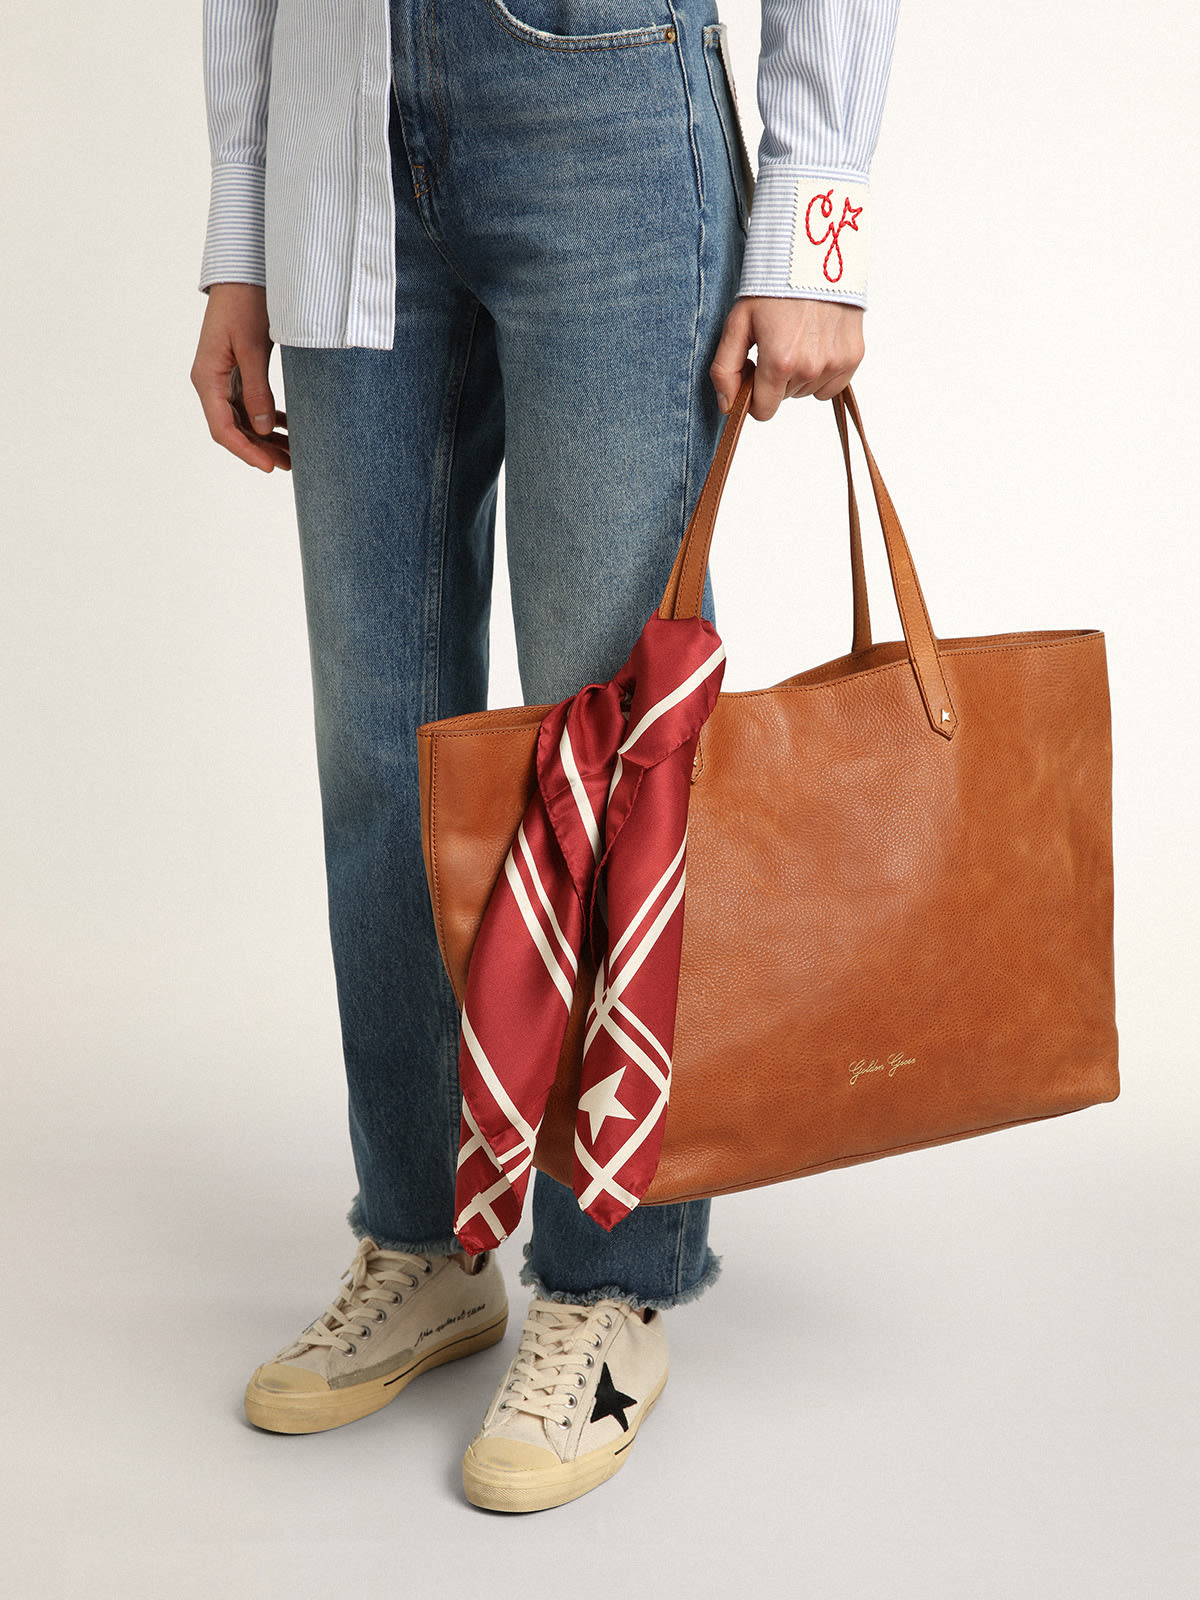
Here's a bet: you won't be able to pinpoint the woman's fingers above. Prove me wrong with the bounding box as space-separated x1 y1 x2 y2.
193 348 284 472
191 284 291 472
228 368 291 467
710 296 866 421
709 297 756 415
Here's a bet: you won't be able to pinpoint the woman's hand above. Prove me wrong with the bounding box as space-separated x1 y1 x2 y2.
190 283 291 473
710 296 866 421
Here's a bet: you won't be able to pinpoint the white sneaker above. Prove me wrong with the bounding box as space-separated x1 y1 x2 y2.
244 1237 508 1434
461 1295 669 1512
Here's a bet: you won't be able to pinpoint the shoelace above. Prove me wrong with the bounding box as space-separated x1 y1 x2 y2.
281 1239 433 1358
498 1297 623 1428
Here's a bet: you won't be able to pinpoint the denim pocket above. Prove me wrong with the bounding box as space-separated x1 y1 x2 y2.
702 21 754 234
485 0 671 50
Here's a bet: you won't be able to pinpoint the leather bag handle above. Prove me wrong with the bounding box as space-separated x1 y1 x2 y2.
836 394 873 654
657 372 958 740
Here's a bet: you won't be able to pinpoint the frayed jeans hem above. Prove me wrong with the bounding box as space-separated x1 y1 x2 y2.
346 1196 462 1258
518 1241 723 1312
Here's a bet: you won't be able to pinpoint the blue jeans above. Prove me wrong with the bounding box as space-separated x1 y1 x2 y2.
278 0 750 1309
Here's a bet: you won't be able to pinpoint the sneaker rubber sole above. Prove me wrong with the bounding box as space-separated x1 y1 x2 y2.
244 1310 509 1435
461 1366 668 1512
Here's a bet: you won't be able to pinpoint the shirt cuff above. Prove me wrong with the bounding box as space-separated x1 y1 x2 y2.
198 162 267 293
737 165 870 309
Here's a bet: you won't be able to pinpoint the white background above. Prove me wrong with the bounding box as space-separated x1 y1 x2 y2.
1 1 1196 1594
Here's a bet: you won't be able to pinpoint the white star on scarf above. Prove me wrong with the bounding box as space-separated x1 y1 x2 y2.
577 1068 637 1145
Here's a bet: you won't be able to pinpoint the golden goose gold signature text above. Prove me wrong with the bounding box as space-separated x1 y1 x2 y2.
849 1051 914 1085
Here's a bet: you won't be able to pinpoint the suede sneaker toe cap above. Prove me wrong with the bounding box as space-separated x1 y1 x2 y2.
465 1439 560 1474
251 1363 330 1395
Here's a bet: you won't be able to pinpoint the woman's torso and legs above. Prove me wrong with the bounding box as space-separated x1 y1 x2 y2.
280 0 749 1310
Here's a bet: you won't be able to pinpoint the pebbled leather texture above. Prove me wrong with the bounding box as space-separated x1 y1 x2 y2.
417 378 1119 1207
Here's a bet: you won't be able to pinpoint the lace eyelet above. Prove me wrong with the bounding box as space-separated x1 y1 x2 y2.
600 1315 613 1328
575 1373 586 1387
344 1342 357 1355
375 1309 388 1324
357 1325 371 1339
555 1416 570 1427
585 1353 595 1367
591 1335 602 1348
565 1393 577 1408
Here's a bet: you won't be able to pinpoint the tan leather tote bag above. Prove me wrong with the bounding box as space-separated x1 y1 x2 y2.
417 375 1119 1206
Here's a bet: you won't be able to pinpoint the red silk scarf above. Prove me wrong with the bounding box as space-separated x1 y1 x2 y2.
452 610 726 1253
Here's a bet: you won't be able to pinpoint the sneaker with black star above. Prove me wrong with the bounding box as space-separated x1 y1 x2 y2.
461 1294 668 1513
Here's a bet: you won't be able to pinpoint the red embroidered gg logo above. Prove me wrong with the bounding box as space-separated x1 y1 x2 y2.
804 189 863 284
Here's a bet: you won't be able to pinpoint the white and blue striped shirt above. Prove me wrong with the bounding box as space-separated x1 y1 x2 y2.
200 1 899 349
